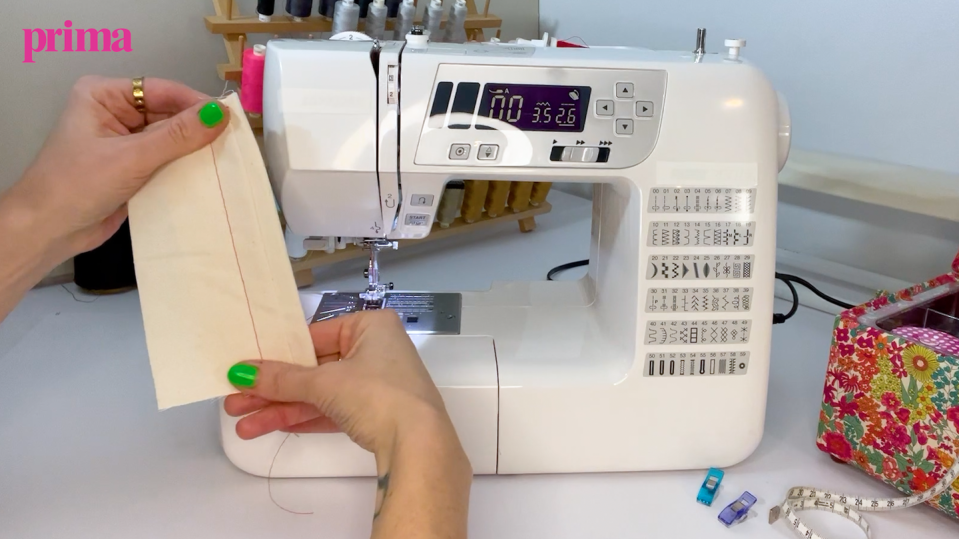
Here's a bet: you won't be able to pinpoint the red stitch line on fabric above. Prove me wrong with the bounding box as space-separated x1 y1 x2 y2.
211 146 263 360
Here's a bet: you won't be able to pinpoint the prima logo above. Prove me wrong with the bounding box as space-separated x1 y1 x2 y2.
24 20 131 63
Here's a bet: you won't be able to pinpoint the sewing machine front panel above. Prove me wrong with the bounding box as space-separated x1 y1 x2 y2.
411 64 667 170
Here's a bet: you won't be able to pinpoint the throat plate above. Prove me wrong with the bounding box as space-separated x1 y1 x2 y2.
312 292 462 335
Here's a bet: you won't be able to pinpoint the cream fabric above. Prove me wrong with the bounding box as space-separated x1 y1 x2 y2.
129 94 315 409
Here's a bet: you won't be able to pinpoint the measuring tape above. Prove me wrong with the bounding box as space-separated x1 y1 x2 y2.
770 458 959 538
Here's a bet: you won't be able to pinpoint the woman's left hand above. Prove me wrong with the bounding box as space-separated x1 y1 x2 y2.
6 76 230 261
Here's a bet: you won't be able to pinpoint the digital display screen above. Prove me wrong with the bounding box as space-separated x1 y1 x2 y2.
476 83 592 132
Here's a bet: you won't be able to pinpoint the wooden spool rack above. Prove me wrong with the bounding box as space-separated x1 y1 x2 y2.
204 0 553 288
207 0 503 83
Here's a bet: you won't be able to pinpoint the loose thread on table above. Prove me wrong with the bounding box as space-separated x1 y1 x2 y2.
61 284 100 304
268 432 314 515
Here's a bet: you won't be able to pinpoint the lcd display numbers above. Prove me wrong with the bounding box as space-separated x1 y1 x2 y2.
475 83 592 133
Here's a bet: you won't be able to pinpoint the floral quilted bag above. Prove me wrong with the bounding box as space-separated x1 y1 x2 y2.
769 251 959 539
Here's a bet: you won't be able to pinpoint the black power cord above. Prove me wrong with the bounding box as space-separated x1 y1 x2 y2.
776 273 855 310
545 260 855 325
773 275 799 324
546 259 589 281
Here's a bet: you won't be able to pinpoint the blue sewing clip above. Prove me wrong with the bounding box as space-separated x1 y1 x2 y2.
718 491 757 527
697 467 724 506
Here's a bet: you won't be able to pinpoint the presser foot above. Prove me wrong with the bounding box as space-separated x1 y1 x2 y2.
359 239 397 307
312 292 462 335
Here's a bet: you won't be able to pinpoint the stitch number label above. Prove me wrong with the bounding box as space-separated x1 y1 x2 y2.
647 254 754 280
645 319 752 345
645 287 752 313
644 351 750 377
648 187 755 214
648 221 755 247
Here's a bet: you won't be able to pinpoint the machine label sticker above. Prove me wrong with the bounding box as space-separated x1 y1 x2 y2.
648 188 755 214
648 221 755 247
647 254 753 280
645 287 752 313
645 319 752 345
644 351 750 377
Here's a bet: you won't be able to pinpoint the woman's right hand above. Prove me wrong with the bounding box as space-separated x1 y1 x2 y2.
223 309 459 457
227 309 473 538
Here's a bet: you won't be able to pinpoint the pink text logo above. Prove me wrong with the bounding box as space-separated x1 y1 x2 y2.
24 20 131 64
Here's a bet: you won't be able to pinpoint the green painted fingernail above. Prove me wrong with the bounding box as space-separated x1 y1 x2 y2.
198 101 225 127
228 363 258 387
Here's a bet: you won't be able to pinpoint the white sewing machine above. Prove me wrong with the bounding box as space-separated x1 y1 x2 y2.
220 30 791 477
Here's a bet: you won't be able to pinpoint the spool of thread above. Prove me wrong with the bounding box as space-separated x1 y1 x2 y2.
461 180 489 223
365 0 388 39
333 0 360 33
508 181 535 213
436 182 466 228
423 0 444 41
257 0 276 21
484 181 510 217
530 182 552 206
386 0 401 18
318 0 335 17
73 220 136 294
240 45 267 116
444 0 468 44
393 0 415 40
358 0 374 18
285 226 308 259
288 0 313 20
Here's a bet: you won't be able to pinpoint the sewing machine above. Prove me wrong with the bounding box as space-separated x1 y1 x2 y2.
219 30 791 477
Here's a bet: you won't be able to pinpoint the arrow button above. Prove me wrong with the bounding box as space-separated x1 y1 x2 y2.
595 99 614 116
615 119 634 136
477 144 499 161
615 82 634 98
636 101 654 117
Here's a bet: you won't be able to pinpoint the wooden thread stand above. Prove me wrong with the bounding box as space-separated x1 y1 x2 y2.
205 1 553 287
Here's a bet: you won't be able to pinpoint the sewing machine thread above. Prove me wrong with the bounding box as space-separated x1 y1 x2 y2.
364 0 388 40
444 0 469 44
240 46 267 116
423 0 444 42
287 0 314 21
393 0 416 40
484 181 511 217
461 180 490 223
333 0 360 33
437 182 466 228
257 0 276 21
530 182 552 207
508 182 535 213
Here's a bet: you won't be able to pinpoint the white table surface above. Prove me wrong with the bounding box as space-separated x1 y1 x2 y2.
1 190 955 538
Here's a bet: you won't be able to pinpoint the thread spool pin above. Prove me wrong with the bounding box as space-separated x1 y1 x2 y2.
725 39 746 59
694 28 706 55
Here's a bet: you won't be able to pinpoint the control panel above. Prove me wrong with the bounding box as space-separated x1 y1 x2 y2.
413 65 667 169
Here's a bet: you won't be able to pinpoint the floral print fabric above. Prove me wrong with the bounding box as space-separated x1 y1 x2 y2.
817 270 959 520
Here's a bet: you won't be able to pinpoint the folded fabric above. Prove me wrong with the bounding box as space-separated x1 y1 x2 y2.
129 93 315 409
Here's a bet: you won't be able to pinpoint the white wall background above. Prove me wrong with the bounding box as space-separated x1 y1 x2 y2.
540 0 959 174
540 0 959 284
0 0 537 193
